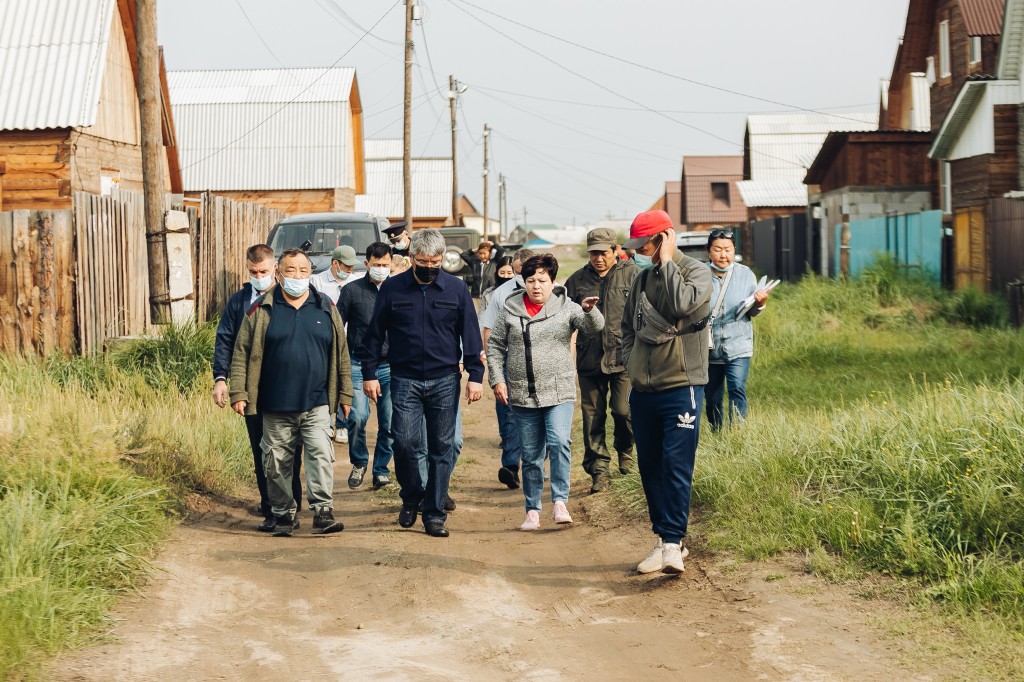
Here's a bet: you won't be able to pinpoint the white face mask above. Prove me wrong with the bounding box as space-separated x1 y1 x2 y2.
281 276 310 297
249 274 274 291
395 238 409 250
368 266 390 283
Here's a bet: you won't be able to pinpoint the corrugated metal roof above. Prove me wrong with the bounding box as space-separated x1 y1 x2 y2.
682 155 743 176
961 0 1004 36
684 175 748 224
746 112 878 185
354 157 451 218
167 67 354 104
0 0 116 130
365 138 403 159
168 68 357 192
735 180 807 208
997 0 1024 80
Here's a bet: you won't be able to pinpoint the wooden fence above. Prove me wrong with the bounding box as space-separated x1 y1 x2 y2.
0 208 75 356
196 192 286 321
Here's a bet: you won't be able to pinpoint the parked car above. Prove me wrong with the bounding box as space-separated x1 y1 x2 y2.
267 212 390 274
437 227 482 284
676 229 742 263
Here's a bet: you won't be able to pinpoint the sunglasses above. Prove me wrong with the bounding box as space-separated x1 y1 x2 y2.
709 229 734 241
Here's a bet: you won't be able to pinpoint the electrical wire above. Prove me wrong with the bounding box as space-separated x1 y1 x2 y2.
366 94 435 138
318 0 404 46
418 102 448 156
310 0 405 65
363 91 432 119
417 14 448 100
450 0 878 126
181 0 402 172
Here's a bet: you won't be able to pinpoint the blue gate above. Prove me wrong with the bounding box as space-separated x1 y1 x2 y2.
835 210 943 283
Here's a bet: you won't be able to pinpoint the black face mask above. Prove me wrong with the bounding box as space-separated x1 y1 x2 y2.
414 264 440 283
495 274 513 287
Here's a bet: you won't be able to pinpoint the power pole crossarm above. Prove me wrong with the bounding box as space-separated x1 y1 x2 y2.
403 0 414 228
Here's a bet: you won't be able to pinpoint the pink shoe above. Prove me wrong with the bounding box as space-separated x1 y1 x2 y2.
552 501 573 524
520 510 540 531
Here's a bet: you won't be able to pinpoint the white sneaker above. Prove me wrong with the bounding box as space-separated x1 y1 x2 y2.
552 501 573 524
637 538 664 574
520 510 540 531
334 428 348 444
662 543 688 574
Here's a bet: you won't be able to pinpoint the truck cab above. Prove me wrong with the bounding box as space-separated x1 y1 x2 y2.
266 212 390 275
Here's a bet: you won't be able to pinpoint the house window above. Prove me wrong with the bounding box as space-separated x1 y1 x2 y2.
939 20 951 77
711 182 730 210
969 36 981 64
942 161 952 215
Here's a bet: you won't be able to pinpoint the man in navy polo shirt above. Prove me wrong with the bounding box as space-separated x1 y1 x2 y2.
360 228 484 538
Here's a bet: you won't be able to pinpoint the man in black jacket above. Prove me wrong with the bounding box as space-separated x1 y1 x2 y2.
565 228 640 493
212 244 301 531
460 240 505 298
336 241 395 491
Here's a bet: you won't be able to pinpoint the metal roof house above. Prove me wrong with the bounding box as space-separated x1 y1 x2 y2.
0 0 181 210
353 139 452 229
736 113 878 221
168 67 364 215
680 156 747 230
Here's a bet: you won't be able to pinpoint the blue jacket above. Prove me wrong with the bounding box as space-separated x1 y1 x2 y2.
213 283 264 381
360 269 484 383
707 263 764 363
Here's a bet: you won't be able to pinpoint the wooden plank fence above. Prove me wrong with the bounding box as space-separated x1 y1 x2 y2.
197 191 286 321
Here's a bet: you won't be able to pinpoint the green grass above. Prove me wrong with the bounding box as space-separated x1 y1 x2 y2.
0 322 250 679
611 263 1024 678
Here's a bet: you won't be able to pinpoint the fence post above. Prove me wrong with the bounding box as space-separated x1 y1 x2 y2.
839 220 851 277
1009 281 1024 328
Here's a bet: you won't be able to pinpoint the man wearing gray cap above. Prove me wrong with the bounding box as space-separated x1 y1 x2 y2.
312 244 360 305
564 227 640 493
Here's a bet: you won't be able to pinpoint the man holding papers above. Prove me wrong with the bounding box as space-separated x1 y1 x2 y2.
704 229 772 430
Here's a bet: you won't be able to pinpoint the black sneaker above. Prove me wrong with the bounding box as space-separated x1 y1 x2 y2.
272 514 293 537
312 509 344 534
398 503 418 528
257 517 275 533
444 494 456 512
348 465 367 489
372 474 390 490
498 466 520 489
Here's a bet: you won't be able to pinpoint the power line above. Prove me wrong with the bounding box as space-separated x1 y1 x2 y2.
363 91 431 120
418 102 448 156
317 0 404 45
417 17 448 100
233 0 288 67
367 94 434 138
181 0 401 172
450 0 877 126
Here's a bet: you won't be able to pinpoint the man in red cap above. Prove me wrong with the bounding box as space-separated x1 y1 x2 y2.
620 210 712 575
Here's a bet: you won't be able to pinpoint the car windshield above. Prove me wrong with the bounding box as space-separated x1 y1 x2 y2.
443 234 474 251
679 246 708 262
270 222 377 256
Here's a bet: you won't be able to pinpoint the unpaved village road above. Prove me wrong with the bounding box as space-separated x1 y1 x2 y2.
54 382 921 681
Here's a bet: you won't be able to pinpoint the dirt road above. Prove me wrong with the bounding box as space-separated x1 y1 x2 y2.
55 385 920 681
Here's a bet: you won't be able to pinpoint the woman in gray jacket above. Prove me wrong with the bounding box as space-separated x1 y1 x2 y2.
705 229 771 429
487 255 603 531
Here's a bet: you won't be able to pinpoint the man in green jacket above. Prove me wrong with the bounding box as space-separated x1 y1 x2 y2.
230 248 354 537
621 211 712 575
565 227 640 493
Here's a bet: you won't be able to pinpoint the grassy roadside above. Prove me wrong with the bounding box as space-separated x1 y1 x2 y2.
611 264 1024 678
0 323 250 679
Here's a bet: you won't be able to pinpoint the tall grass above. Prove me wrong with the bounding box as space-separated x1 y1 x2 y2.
0 322 250 678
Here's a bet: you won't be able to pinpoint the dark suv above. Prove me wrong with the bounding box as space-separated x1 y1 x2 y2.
438 227 518 284
267 212 390 274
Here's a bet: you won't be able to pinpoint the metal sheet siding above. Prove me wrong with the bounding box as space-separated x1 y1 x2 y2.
736 180 808 208
167 68 354 104
0 0 115 130
354 158 451 218
910 73 932 131
960 0 1005 36
997 0 1024 80
364 138 403 159
746 113 878 185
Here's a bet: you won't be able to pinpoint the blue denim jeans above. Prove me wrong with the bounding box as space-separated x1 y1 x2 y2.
706 358 750 430
510 402 574 513
391 373 461 525
495 398 521 467
631 385 704 542
345 356 394 478
419 403 462 482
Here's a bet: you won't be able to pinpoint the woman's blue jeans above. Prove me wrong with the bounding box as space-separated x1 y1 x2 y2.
510 402 574 513
706 358 751 430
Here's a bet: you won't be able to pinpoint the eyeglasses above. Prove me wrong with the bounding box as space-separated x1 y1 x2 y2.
413 256 443 267
709 229 734 241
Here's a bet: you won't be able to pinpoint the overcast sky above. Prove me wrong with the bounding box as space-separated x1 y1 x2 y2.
158 0 911 228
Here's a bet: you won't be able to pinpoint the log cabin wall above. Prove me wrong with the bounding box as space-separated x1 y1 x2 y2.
190 189 346 216
0 130 73 211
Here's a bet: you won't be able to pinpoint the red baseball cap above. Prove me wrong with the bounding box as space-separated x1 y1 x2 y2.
623 210 673 249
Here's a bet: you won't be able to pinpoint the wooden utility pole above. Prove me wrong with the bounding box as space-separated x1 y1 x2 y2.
137 0 168 323
498 172 504 240
482 124 489 242
402 0 413 227
523 206 527 237
449 75 461 227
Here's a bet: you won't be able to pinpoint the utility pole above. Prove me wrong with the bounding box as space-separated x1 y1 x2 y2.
402 0 414 228
137 0 168 324
503 176 508 240
449 75 460 227
498 172 505 240
523 206 527 236
482 123 489 242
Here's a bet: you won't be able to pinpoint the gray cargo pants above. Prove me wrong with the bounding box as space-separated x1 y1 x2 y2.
262 404 336 518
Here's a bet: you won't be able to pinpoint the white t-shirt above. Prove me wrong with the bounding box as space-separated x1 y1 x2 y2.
480 275 524 329
310 268 363 304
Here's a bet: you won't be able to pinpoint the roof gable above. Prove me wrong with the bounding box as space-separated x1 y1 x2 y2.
167 68 355 105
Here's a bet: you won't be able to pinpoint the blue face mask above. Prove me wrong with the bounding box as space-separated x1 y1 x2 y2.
281 276 310 297
249 274 274 291
709 261 734 273
633 253 655 270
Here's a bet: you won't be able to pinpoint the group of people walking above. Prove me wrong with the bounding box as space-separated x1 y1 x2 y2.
212 210 770 574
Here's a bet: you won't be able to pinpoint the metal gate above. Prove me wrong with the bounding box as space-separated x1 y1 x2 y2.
988 198 1024 291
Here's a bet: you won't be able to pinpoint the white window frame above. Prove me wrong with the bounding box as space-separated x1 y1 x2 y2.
939 20 951 77
969 35 981 64
942 161 952 215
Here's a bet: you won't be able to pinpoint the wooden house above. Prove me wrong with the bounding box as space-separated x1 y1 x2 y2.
168 67 365 215
648 181 683 230
680 157 746 231
0 0 181 211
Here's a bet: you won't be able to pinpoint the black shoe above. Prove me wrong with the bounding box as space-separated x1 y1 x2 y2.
424 521 449 537
348 465 367 489
498 466 520 489
255 502 268 517
293 516 300 529
257 517 276 532
398 503 418 528
372 474 390 490
272 515 293 537
312 509 344 534
444 494 456 512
